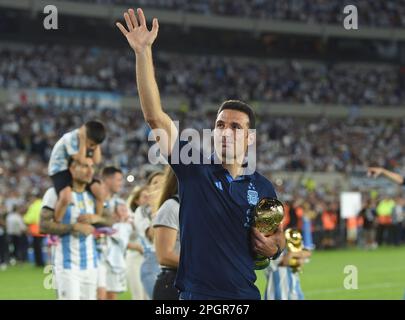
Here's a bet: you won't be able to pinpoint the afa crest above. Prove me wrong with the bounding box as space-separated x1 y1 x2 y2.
247 190 258 206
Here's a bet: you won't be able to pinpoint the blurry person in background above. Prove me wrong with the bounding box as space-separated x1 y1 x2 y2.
152 166 180 300
321 202 338 249
392 196 404 246
376 196 395 245
265 229 311 300
126 185 149 300
96 166 124 300
0 205 8 270
104 200 134 300
6 206 27 264
359 198 377 249
23 190 45 267
134 170 164 300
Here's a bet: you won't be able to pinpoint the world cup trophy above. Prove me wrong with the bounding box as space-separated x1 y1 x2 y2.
284 228 304 273
253 198 285 270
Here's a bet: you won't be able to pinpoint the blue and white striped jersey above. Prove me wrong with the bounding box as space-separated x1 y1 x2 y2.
264 252 304 300
42 187 99 270
48 129 79 176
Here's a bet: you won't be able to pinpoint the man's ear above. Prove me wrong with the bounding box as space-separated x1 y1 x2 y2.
247 130 256 146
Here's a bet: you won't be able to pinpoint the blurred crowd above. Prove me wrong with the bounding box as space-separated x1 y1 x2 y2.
0 45 402 106
66 0 405 28
277 179 405 250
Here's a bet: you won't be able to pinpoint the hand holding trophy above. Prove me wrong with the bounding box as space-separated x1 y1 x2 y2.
252 198 285 270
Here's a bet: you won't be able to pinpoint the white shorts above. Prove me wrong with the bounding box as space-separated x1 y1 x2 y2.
98 260 107 289
55 267 98 300
106 264 127 293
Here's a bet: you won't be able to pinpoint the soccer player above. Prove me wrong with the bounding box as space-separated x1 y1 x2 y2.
39 157 113 300
117 8 285 300
48 121 106 223
95 166 124 300
367 167 405 185
264 250 309 300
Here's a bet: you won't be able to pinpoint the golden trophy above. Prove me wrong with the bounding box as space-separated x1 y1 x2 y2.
253 198 284 270
284 228 304 273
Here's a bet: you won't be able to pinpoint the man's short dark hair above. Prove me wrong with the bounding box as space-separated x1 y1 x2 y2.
102 166 123 178
217 100 256 129
85 120 106 144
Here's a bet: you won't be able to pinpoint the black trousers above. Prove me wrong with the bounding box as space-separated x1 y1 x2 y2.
152 268 180 300
32 237 44 267
0 234 8 264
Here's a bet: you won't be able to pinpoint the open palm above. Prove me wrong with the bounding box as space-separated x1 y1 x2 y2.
116 8 159 54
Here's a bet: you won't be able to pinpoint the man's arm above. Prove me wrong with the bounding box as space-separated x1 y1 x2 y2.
76 207 114 227
40 207 94 236
72 126 87 164
368 167 404 185
92 145 102 164
116 8 178 157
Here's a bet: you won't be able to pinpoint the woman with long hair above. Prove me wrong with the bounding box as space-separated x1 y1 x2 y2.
152 166 180 300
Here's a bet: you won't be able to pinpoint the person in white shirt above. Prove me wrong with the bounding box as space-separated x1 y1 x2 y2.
39 157 113 300
96 166 124 300
6 207 27 263
105 200 135 300
126 185 149 300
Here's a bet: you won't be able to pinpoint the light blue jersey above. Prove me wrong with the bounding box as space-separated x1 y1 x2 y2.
42 188 99 270
48 129 79 176
264 253 304 300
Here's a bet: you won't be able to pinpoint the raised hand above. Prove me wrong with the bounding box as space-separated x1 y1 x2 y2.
116 8 159 54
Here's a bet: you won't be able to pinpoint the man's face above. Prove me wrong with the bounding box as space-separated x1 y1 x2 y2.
213 109 255 164
105 173 124 194
70 158 95 185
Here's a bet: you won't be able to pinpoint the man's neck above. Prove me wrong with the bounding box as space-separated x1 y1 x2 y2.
72 181 86 193
222 162 244 179
103 184 112 201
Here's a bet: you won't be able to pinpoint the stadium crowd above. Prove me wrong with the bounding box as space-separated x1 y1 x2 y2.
65 0 405 28
0 45 402 106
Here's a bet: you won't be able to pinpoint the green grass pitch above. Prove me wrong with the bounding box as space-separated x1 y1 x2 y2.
0 246 404 300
